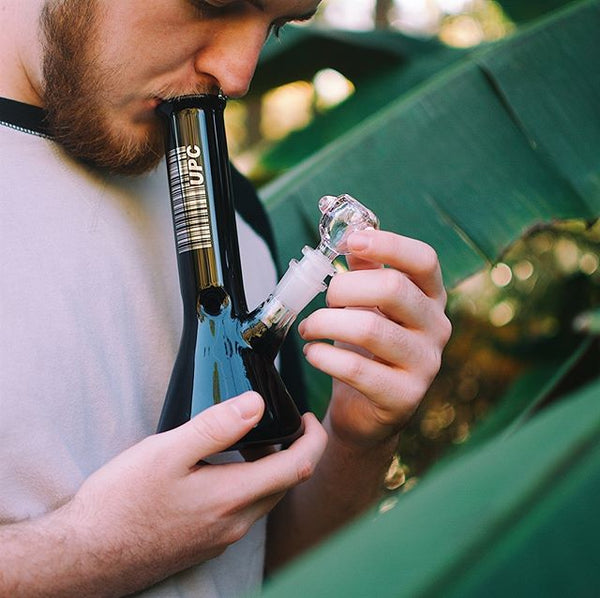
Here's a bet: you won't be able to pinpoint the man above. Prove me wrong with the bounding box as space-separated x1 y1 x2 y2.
0 0 451 596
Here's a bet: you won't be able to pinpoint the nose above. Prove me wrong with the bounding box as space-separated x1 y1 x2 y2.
195 21 267 99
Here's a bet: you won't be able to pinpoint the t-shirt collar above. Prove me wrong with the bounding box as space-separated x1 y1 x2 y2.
0 97 51 138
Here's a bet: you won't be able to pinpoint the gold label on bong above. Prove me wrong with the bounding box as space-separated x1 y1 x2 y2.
167 145 213 253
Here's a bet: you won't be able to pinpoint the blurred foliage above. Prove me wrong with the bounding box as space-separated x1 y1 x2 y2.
228 28 469 182
397 219 600 479
232 3 600 471
253 31 467 184
258 376 600 598
227 0 517 176
245 1 600 595
496 0 577 22
255 0 599 427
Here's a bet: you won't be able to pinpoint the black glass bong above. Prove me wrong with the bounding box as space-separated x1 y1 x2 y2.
156 94 378 450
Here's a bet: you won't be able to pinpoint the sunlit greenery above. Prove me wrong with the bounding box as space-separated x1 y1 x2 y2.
247 1 599 595
228 0 599 481
226 0 514 173
398 220 599 480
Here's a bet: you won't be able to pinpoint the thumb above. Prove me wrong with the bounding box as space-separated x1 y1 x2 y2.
159 392 265 467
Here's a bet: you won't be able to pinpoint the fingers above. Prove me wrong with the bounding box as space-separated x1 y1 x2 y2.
250 413 327 494
326 268 440 331
240 491 287 526
302 342 431 414
157 392 265 469
347 229 446 302
223 413 328 504
155 397 326 512
299 307 431 370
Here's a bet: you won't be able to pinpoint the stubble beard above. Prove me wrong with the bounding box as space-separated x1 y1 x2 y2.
40 0 164 175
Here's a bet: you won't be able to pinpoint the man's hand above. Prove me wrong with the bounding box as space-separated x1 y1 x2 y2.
267 229 450 571
0 392 327 597
299 228 451 447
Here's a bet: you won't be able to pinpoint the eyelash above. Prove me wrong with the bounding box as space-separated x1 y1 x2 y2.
269 20 288 39
189 1 289 39
188 0 224 17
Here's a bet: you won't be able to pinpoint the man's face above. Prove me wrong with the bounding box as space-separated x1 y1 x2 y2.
41 0 319 175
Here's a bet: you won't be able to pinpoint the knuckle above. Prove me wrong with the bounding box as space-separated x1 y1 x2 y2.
439 314 453 345
417 243 440 276
295 458 316 485
381 268 407 299
405 375 431 406
393 326 412 354
225 520 250 546
425 346 443 380
356 311 383 345
413 338 443 382
439 286 449 308
343 351 366 382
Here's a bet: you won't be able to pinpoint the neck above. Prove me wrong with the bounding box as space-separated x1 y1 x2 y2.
0 0 45 106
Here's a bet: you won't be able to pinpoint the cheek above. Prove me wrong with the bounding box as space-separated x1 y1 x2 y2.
99 5 208 79
105 40 205 99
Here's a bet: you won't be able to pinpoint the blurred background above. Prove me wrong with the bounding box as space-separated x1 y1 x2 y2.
226 0 514 174
225 0 600 486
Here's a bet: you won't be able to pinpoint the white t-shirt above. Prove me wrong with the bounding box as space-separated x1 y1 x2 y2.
0 101 278 597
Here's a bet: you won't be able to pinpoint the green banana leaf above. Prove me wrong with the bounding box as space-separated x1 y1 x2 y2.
252 29 467 179
257 376 600 598
497 0 576 22
261 0 600 285
256 27 437 91
260 0 600 415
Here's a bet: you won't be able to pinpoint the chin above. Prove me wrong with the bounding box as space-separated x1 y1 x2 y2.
92 117 165 175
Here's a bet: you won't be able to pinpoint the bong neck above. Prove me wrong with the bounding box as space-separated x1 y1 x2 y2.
158 94 248 318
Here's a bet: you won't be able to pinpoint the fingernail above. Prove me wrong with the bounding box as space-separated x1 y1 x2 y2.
348 231 369 251
298 319 306 337
231 392 262 420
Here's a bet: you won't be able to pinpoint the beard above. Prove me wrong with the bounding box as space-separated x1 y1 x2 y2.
40 0 164 175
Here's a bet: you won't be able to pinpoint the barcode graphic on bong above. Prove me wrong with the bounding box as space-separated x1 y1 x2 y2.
167 146 212 253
